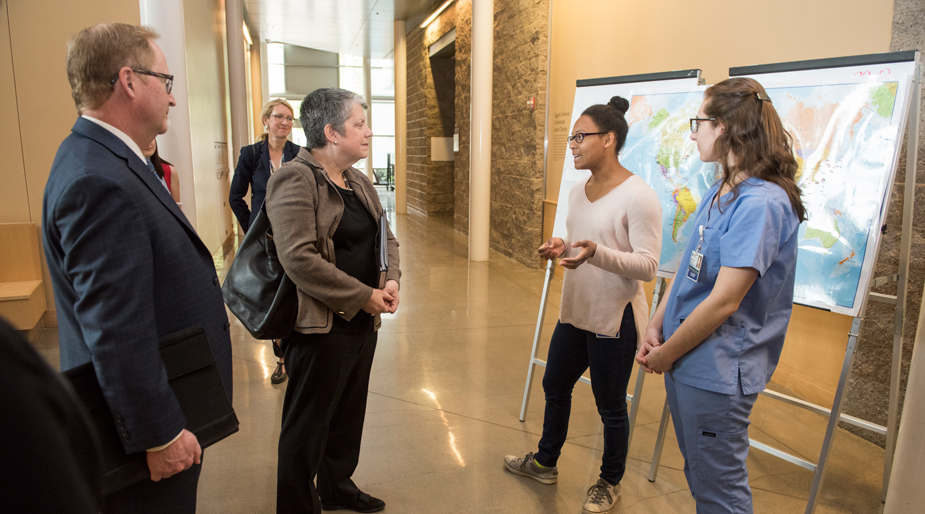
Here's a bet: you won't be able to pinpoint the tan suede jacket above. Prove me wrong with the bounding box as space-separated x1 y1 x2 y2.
265 148 401 334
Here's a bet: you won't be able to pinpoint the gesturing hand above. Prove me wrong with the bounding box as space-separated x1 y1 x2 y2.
146 429 201 482
537 237 566 261
362 288 394 315
383 280 400 314
558 240 597 269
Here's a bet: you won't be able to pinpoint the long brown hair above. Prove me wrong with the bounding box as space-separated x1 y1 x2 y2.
704 77 806 222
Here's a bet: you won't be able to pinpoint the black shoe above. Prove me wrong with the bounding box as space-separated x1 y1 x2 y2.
321 492 385 512
270 361 286 384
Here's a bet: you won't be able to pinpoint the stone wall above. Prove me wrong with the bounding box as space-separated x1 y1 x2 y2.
448 0 548 267
454 0 472 234
842 0 925 446
405 5 456 216
488 0 548 265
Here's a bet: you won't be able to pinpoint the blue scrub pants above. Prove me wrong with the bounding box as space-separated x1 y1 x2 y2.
535 304 636 485
664 371 758 514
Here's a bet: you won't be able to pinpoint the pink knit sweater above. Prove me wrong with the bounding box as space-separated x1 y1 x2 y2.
559 174 662 341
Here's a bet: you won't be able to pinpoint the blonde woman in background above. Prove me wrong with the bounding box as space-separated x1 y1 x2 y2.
229 98 301 384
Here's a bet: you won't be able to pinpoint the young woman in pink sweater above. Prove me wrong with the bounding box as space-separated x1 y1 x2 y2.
504 96 662 514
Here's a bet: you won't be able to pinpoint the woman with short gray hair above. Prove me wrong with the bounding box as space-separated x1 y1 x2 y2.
266 87 401 514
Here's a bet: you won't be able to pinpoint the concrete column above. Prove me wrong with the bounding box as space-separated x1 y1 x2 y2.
259 40 269 107
364 57 374 181
469 0 493 261
884 247 925 510
393 20 407 214
224 0 248 159
139 0 198 229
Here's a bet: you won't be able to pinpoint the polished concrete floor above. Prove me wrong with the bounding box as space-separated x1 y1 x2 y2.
33 192 891 513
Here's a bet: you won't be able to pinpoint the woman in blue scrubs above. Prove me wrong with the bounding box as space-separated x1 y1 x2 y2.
637 77 806 513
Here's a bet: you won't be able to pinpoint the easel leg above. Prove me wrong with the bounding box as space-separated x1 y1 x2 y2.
626 277 668 449
805 317 862 514
648 399 671 482
520 260 555 422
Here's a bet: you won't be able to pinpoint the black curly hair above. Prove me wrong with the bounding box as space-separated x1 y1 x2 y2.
580 96 630 155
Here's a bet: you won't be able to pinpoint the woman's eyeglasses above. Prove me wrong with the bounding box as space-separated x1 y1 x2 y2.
690 117 716 133
271 114 295 123
567 132 605 144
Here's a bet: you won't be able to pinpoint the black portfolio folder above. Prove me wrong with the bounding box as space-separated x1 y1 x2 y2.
63 326 239 495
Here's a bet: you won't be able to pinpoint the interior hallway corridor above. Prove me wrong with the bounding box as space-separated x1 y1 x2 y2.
31 192 890 513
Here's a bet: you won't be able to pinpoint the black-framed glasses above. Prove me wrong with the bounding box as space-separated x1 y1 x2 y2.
110 69 174 94
270 113 295 123
567 132 605 144
690 117 716 133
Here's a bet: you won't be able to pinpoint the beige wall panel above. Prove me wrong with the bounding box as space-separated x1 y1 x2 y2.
249 45 263 141
0 2 30 224
547 0 894 403
184 0 233 254
7 0 139 317
775 306 855 405
547 0 894 210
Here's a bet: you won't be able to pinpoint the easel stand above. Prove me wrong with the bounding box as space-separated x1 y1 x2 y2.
646 55 921 514
518 264 669 453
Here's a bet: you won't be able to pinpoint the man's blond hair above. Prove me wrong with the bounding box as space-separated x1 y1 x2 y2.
66 23 159 113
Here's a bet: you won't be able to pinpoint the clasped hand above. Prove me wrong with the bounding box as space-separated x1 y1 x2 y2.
537 238 597 269
635 327 674 374
146 429 201 482
363 279 400 315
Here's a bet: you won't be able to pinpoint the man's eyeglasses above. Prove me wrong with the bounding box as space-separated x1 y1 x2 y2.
110 69 174 94
567 132 605 144
690 117 716 133
270 113 295 123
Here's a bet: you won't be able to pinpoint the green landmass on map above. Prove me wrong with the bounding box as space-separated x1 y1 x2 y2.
870 83 898 119
648 108 670 130
805 227 838 249
656 145 683 170
672 187 698 242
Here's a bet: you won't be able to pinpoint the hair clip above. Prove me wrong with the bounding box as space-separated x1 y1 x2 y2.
756 93 772 103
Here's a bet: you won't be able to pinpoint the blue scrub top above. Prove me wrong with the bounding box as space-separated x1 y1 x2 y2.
664 177 801 395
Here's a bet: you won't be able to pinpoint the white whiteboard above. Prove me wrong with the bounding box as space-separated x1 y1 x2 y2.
733 53 918 315
551 72 701 238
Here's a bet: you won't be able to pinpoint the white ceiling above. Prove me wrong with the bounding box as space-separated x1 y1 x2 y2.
243 0 442 59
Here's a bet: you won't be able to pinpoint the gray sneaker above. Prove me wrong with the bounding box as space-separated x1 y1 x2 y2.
583 478 620 513
503 452 557 484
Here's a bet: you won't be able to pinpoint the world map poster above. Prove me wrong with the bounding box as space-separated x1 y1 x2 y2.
622 78 910 314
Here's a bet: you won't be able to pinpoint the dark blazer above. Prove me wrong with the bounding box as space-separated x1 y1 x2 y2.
229 139 300 232
0 316 101 513
43 117 233 456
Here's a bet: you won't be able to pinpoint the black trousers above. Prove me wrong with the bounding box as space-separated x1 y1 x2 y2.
277 329 377 514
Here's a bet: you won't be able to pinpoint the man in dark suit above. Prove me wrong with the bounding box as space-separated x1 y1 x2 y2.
0 316 101 513
42 23 233 513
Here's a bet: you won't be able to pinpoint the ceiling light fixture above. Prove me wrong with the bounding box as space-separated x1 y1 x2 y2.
242 21 252 47
420 0 455 28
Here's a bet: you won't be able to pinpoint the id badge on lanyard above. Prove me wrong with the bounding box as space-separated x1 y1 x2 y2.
687 225 705 282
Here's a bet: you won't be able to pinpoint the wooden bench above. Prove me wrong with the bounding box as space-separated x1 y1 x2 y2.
0 223 46 334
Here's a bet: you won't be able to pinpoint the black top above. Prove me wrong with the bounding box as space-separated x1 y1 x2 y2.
332 184 378 332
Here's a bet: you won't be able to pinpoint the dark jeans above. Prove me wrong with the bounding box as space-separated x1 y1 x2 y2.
277 329 377 514
536 304 636 485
